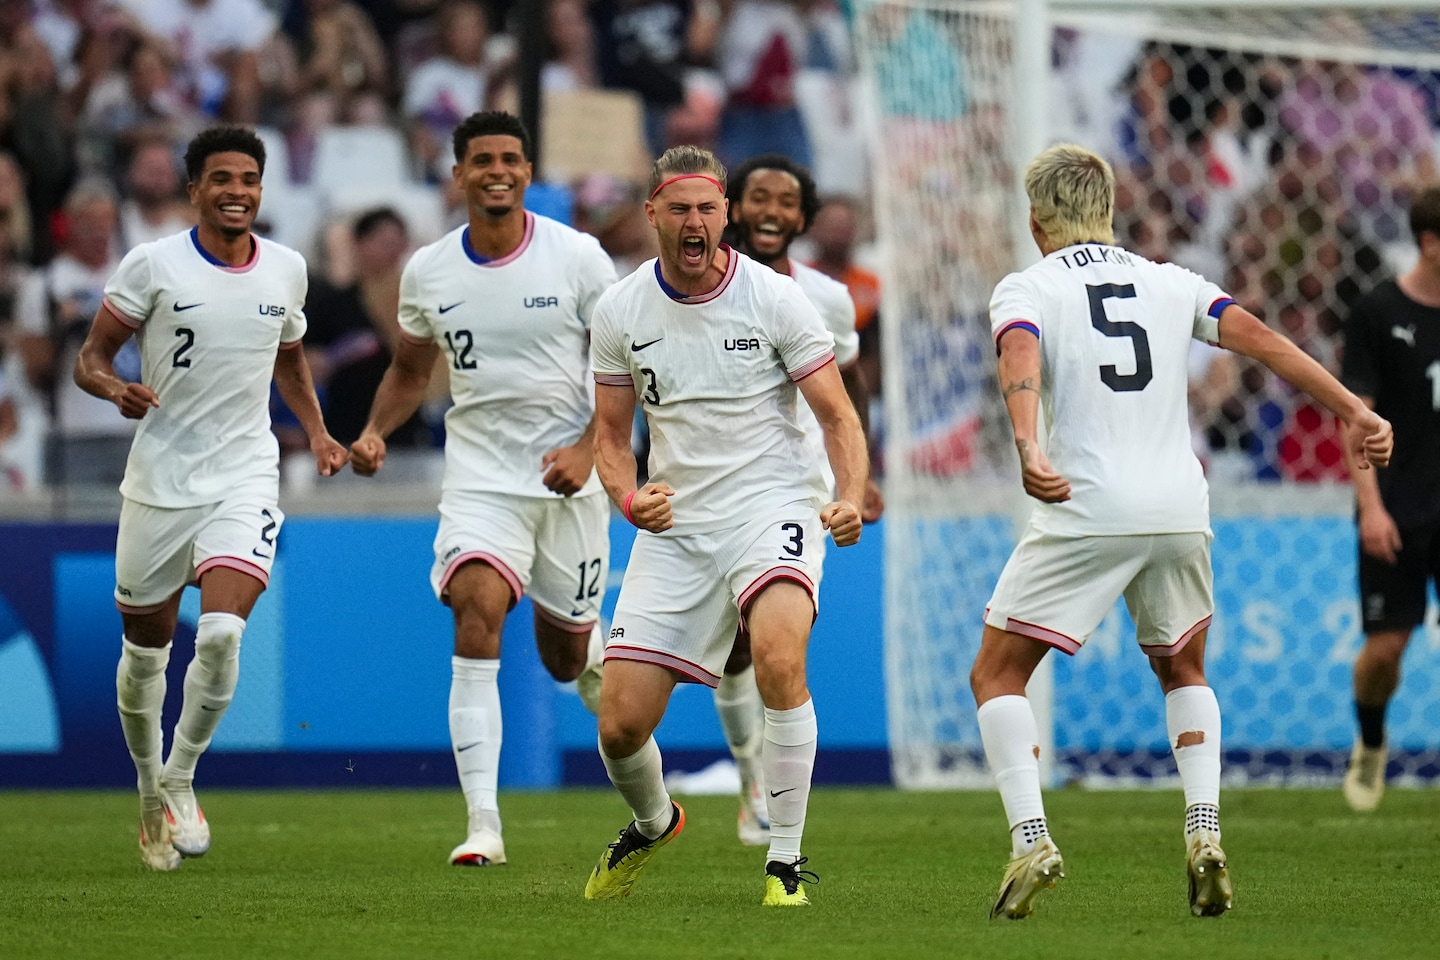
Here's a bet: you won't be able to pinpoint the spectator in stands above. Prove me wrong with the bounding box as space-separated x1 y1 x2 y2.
715 0 812 169
403 0 503 181
2 10 76 262
543 0 597 93
116 0 279 123
298 0 389 119
14 177 134 482
81 40 199 178
572 171 655 276
0 363 15 490
0 151 34 263
0 185 35 487
118 138 191 250
305 207 430 448
590 0 721 157
806 196 880 399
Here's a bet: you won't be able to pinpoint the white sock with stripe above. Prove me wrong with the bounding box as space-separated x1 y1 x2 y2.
163 612 244 786
762 699 817 864
450 656 503 836
977 694 1049 858
601 735 673 839
117 638 171 798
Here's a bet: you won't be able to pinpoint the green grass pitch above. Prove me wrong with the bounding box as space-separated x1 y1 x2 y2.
1 788 1436 959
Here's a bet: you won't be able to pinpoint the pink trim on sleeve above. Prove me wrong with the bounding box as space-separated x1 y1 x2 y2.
789 352 836 382
102 298 142 329
399 330 434 346
279 338 303 350
594 373 634 386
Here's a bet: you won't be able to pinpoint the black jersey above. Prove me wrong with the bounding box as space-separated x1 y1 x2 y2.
1342 279 1440 526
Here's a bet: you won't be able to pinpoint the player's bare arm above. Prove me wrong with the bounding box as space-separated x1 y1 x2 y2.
594 380 673 532
273 345 348 477
1342 394 1403 565
839 360 885 523
73 307 160 420
996 326 1070 503
1217 304 1393 470
540 415 596 497
796 360 866 547
351 336 439 476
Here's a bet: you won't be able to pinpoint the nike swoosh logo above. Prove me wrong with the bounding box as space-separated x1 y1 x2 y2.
570 608 586 618
439 302 464 314
252 548 270 559
174 302 202 312
769 787 797 798
456 742 481 752
631 337 663 352
200 705 221 712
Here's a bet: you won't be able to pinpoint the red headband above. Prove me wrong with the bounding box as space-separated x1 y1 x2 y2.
649 174 724 201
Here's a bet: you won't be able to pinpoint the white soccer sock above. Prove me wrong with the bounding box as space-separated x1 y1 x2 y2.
601 735 673 839
163 612 244 786
762 699 817 864
450 656 503 836
714 666 764 793
977 694 1049 858
117 638 172 798
1166 685 1222 840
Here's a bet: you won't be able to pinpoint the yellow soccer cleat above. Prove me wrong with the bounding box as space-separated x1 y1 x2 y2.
1186 830 1234 917
584 802 684 900
990 836 1064 919
761 857 818 907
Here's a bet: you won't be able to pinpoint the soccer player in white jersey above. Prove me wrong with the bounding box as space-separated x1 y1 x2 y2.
710 153 885 846
583 146 867 907
973 144 1393 919
72 126 347 871
349 112 617 868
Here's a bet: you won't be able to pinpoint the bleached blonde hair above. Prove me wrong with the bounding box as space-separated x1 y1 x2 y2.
1024 143 1116 247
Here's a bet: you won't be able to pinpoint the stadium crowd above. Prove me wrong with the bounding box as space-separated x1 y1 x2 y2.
0 0 882 495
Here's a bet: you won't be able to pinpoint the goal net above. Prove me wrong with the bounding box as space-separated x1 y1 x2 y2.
855 0 1440 787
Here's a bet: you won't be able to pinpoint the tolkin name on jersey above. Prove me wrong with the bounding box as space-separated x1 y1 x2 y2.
725 337 762 351
1058 246 1134 269
524 296 559 308
258 304 287 316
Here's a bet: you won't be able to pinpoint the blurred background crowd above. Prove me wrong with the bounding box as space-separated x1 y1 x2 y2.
0 1 1434 499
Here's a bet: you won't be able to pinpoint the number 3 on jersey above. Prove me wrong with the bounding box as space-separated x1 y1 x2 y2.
1087 283 1152 392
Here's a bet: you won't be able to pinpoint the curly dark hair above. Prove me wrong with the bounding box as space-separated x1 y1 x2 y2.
725 153 820 237
452 111 533 163
183 126 266 183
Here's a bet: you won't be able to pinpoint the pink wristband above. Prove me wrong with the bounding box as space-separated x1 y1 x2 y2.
623 490 639 526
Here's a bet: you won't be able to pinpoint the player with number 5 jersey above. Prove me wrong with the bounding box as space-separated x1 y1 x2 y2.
972 144 1393 921
349 112 617 870
73 126 346 872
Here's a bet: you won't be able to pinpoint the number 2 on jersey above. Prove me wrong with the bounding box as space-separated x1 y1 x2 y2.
1087 283 1153 392
172 327 195 368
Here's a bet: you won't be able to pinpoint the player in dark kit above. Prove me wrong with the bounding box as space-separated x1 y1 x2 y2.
1340 185 1440 811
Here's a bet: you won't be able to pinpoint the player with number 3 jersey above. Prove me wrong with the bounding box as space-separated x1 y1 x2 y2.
73 126 346 872
971 144 1392 921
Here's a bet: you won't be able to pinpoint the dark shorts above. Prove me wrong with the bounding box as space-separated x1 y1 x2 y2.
1359 521 1440 632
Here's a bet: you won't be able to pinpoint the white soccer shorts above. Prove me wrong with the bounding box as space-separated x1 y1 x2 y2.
984 526 1214 656
605 503 825 687
431 489 610 632
114 484 284 613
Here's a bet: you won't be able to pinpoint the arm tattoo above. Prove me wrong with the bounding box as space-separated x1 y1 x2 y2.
1003 378 1039 399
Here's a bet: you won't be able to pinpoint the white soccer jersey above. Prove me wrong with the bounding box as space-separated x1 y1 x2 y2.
789 259 859 489
103 228 307 508
592 248 835 535
398 213 617 499
989 242 1232 537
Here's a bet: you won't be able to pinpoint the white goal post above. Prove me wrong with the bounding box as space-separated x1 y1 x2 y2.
855 0 1440 788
